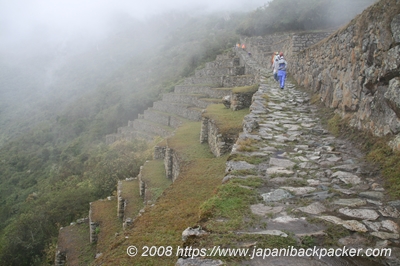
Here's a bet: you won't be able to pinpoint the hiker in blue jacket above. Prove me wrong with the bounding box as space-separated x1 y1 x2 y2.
277 52 287 89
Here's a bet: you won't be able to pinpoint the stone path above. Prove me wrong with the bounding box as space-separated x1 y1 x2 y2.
224 71 400 265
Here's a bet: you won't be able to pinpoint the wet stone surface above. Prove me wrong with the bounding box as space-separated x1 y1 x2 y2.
223 72 400 265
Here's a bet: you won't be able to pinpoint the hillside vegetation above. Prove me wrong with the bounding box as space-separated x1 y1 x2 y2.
0 0 377 265
237 0 377 36
0 11 243 265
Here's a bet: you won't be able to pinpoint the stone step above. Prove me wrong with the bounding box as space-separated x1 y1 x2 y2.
106 123 156 144
223 75 257 87
161 93 222 109
143 108 186 128
204 57 240 68
152 101 202 121
132 119 175 138
174 85 231 99
194 66 244 78
162 93 210 109
215 51 237 61
223 69 400 265
183 74 256 88
183 76 224 87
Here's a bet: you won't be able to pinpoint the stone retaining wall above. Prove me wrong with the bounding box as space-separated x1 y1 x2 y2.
231 90 257 111
205 57 240 68
152 101 202 121
117 181 125 218
152 144 181 182
159 146 179 182
222 75 256 88
174 85 231 99
290 0 400 141
132 119 173 138
162 94 209 109
105 50 253 145
195 66 245 78
200 117 235 157
241 0 400 148
54 251 66 266
183 76 224 86
143 109 183 128
239 34 291 68
88 205 98 244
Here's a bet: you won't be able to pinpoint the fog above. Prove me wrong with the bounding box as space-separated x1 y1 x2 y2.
0 0 270 143
0 0 269 48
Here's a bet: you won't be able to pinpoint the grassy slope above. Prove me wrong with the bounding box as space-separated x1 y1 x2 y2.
93 104 248 265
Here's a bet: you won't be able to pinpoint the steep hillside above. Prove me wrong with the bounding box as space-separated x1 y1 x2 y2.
91 1 399 265
92 36 399 266
0 11 243 266
0 0 396 265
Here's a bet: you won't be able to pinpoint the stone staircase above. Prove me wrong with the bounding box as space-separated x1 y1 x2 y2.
178 64 400 266
233 75 399 265
105 51 254 144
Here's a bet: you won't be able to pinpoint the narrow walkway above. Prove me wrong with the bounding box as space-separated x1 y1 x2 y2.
226 62 400 265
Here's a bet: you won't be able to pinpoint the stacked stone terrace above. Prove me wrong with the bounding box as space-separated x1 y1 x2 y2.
55 50 258 266
106 51 255 144
178 50 400 266
227 74 400 266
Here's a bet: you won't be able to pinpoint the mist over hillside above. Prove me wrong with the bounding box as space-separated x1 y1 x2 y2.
0 0 270 145
0 0 380 265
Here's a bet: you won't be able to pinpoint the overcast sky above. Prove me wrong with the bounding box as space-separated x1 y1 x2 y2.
0 0 269 47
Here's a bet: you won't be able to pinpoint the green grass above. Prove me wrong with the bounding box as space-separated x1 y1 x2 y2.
90 92 251 265
167 121 216 160
327 114 341 136
120 179 144 219
91 122 229 265
228 154 267 165
203 104 250 135
199 177 263 233
141 159 172 203
236 138 258 152
232 84 259 94
90 198 122 254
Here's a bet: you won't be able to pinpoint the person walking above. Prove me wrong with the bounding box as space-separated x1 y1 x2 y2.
271 52 280 82
277 52 287 89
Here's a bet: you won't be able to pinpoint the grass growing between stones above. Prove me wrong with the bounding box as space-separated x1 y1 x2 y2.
228 154 267 165
324 112 400 199
292 75 400 200
191 177 301 264
236 138 258 152
327 114 341 136
199 178 262 232
186 233 297 263
365 138 400 199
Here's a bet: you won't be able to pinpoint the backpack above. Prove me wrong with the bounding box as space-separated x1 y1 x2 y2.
278 58 286 70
